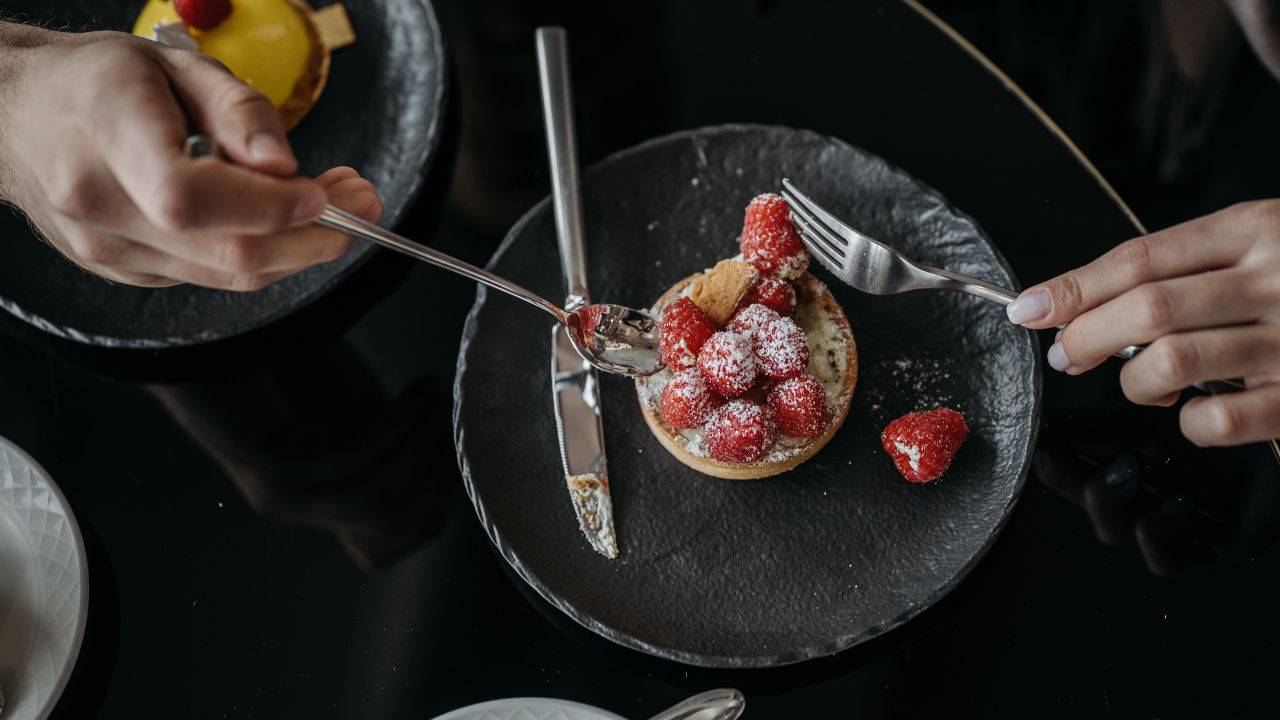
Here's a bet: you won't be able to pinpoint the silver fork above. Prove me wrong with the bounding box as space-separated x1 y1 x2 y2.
780 178 1146 359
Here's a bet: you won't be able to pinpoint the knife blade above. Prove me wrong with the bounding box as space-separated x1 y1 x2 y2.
538 27 619 558
551 325 618 558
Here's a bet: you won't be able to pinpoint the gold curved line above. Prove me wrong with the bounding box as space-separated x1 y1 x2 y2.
900 0 1280 464
900 0 1148 235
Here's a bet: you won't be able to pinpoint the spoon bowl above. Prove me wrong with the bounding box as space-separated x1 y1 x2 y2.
567 303 662 376
646 688 745 720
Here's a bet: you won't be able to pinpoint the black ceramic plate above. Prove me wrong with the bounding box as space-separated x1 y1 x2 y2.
454 124 1040 667
0 0 446 348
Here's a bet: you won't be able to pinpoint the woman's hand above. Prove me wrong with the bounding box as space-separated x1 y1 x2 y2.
1005 200 1280 447
0 24 381 291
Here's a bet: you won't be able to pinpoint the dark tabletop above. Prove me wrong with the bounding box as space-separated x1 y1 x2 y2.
2 1 1278 717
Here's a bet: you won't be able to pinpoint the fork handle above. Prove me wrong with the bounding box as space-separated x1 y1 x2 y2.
929 266 1019 305
926 265 1243 392
927 266 1141 354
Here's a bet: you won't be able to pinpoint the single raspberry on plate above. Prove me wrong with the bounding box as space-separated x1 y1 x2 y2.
703 400 778 463
175 0 233 29
696 331 759 397
659 297 717 369
755 316 810 379
660 368 724 429
727 303 781 344
768 375 829 438
741 276 797 316
881 407 970 483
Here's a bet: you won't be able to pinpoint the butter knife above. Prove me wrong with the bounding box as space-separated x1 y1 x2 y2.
538 27 618 558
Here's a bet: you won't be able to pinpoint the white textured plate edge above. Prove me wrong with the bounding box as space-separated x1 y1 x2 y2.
0 435 90 720
432 697 626 720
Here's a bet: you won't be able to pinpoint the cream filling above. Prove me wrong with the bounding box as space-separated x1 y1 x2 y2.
893 441 922 472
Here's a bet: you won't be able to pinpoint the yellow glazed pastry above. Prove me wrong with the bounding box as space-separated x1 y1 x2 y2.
132 0 333 129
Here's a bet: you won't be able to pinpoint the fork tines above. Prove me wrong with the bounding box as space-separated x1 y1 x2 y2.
781 179 849 277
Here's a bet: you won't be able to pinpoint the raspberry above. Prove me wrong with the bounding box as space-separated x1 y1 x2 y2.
696 331 759 397
768 375 829 438
660 368 724 429
755 316 810 379
703 400 777 463
742 193 792 232
574 305 606 339
740 226 810 279
741 276 797 316
727 303 781 344
881 408 970 483
738 194 809 279
174 0 233 29
659 297 717 370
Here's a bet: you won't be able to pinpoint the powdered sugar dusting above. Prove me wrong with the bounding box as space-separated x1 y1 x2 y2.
661 367 723 429
756 316 810 378
639 275 851 461
741 226 810 280
863 355 955 423
727 303 780 342
698 332 754 378
703 399 776 463
769 375 830 438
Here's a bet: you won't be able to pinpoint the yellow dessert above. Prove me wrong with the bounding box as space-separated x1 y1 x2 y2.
132 0 347 129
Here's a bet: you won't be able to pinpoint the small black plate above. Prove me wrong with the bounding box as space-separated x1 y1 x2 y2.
0 0 447 349
454 124 1040 667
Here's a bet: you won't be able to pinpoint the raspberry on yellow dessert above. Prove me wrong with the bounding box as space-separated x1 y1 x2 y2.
133 0 354 129
635 193 858 480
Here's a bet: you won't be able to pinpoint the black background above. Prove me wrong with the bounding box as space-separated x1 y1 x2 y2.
1 0 1278 717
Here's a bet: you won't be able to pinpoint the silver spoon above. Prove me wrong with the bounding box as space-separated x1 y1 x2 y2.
647 689 746 720
181 136 663 377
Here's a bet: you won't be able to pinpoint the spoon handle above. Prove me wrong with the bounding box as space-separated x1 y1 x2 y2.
536 26 590 309
180 134 568 323
315 205 568 322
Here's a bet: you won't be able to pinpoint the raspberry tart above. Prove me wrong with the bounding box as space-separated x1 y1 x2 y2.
636 193 858 480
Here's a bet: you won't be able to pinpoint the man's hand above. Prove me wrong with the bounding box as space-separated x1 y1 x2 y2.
0 24 381 291
1005 201 1280 447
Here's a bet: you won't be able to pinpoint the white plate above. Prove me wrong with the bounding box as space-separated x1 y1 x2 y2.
433 698 626 720
0 436 88 720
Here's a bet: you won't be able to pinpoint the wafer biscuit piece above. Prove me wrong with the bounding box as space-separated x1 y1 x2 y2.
689 259 758 326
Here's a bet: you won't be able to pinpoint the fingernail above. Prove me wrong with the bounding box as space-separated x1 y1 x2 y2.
1047 342 1071 372
1006 288 1051 325
249 133 294 165
292 191 325 223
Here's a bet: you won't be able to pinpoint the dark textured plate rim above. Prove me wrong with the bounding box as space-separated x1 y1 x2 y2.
452 123 1042 668
0 0 449 350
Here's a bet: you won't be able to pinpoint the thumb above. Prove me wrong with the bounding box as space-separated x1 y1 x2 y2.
153 47 299 176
